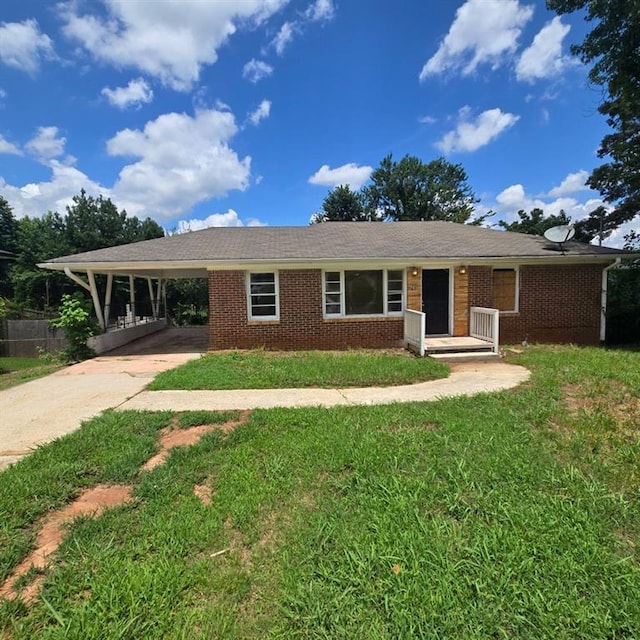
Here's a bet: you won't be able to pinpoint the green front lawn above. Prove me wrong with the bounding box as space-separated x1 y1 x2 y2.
148 349 450 390
0 357 63 391
1 345 640 638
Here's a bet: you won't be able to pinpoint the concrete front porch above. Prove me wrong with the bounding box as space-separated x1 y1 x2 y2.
425 335 499 361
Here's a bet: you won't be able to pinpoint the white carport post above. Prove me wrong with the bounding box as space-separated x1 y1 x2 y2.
129 275 136 325
63 267 106 332
155 278 163 318
147 277 159 320
104 274 113 329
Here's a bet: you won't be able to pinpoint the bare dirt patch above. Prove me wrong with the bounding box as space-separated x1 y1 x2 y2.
0 484 133 603
143 411 250 471
194 483 213 506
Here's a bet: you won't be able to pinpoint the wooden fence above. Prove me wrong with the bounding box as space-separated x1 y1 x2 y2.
0 320 68 357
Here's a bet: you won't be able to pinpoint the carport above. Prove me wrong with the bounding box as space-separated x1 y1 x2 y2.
38 248 210 354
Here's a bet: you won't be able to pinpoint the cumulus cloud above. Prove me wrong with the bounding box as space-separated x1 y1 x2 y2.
419 0 533 80
60 0 288 90
107 108 251 220
242 58 274 83
0 19 54 74
436 107 519 154
308 163 373 189
176 209 266 233
25 126 66 161
516 16 574 82
0 135 22 156
101 78 153 109
548 170 589 197
247 100 272 126
488 172 629 244
0 162 108 219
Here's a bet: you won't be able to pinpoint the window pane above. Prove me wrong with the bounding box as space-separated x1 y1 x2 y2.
325 281 341 293
492 269 516 311
252 295 276 306
345 270 383 315
251 273 274 283
325 303 341 314
325 271 340 282
252 305 276 316
388 302 402 312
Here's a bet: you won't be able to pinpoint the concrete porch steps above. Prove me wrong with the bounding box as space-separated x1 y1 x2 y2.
423 335 498 362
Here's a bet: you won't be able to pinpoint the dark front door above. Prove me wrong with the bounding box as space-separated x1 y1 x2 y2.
422 269 450 335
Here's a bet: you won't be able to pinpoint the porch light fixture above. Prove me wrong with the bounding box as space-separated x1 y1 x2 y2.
458 265 467 275
410 267 419 276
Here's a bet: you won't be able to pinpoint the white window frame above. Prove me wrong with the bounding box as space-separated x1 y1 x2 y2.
322 269 405 318
246 271 280 321
492 266 520 314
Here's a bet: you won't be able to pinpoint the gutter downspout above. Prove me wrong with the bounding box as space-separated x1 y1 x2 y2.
601 258 622 342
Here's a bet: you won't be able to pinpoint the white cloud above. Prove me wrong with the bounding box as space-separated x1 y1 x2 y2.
436 107 519 154
419 0 533 80
308 163 373 189
101 78 153 109
176 209 266 233
242 58 274 83
488 176 632 245
0 19 54 73
0 88 6 99
272 21 296 55
107 108 251 220
60 0 288 90
247 100 271 126
0 162 108 219
270 0 334 56
516 16 573 82
25 126 66 161
0 135 22 156
548 170 589 197
304 0 335 22
419 115 437 125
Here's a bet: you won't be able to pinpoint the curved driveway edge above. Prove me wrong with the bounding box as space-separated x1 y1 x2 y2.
120 362 530 412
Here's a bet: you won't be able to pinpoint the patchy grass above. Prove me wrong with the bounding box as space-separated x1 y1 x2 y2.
2 345 640 638
148 349 450 390
0 357 63 391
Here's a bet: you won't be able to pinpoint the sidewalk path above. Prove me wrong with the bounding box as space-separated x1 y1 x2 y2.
1 346 529 471
121 362 530 411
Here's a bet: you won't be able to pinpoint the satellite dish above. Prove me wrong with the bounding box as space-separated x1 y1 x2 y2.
544 225 575 243
543 224 575 255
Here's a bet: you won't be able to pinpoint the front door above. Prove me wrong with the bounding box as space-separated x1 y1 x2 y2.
422 269 450 335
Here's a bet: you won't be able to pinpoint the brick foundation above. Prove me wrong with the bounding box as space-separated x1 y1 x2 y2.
468 264 604 345
208 269 403 350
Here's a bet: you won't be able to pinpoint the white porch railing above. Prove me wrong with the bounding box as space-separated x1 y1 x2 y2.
470 307 500 354
404 309 426 356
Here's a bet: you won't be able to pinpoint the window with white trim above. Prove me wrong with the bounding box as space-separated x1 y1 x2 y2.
247 272 279 320
323 270 404 317
492 267 519 312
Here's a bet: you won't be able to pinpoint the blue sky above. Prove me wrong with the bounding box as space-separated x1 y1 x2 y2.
0 0 635 246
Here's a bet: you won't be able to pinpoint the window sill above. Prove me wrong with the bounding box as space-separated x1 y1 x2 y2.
322 315 403 323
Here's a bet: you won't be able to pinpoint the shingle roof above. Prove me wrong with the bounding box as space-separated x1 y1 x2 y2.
42 221 626 267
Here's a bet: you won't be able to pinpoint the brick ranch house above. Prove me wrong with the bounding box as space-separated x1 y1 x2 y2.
39 221 629 354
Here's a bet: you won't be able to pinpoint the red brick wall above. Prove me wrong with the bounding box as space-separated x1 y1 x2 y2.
468 264 604 345
208 269 404 350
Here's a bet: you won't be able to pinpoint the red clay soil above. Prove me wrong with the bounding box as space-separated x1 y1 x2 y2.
1 411 250 605
142 411 250 471
0 484 133 603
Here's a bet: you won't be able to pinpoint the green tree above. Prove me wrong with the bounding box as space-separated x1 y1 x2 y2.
362 155 478 223
547 0 640 232
311 185 373 223
6 191 164 309
0 197 19 298
499 208 573 235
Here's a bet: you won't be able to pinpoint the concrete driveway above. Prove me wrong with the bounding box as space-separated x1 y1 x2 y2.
0 328 206 470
